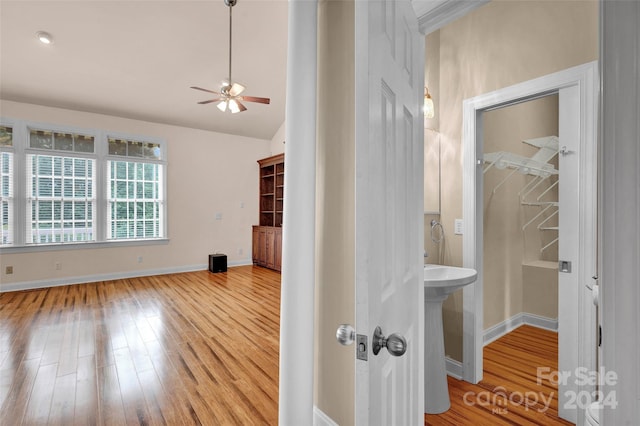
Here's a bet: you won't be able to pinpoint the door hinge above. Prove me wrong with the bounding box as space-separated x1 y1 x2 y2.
356 334 368 361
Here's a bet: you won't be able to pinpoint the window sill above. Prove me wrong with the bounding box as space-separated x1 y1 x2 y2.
0 238 170 254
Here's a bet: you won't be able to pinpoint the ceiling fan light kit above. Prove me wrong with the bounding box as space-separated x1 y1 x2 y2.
191 0 270 113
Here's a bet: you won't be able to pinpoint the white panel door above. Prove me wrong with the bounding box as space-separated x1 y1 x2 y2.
557 84 594 424
354 0 424 425
557 85 580 423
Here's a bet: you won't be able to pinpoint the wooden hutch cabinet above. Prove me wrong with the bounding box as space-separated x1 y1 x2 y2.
252 153 283 271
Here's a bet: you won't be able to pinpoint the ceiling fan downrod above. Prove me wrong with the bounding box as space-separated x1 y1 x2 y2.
224 0 237 89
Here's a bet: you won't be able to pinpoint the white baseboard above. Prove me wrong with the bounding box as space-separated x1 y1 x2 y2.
446 357 463 380
313 406 338 426
483 312 558 346
0 259 254 292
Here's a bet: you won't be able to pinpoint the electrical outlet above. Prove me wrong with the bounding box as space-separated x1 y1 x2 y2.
238 248 243 255
55 262 62 270
137 256 143 264
5 266 13 274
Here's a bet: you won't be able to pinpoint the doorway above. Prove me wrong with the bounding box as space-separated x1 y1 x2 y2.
461 62 598 425
482 94 560 343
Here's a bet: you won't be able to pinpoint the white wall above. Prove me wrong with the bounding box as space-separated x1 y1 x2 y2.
0 100 271 290
270 120 286 155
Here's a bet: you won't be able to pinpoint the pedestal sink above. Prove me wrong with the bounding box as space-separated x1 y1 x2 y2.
424 264 477 414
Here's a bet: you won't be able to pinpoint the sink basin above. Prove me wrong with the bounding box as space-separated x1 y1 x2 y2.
424 264 477 298
423 264 477 414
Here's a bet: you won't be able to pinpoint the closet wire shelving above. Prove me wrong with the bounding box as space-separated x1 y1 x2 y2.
483 136 560 254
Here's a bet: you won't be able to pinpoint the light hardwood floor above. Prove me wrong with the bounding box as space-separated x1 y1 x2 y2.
1 266 280 425
2 266 571 425
425 325 573 425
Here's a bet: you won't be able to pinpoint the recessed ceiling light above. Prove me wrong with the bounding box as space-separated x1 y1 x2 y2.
36 31 53 45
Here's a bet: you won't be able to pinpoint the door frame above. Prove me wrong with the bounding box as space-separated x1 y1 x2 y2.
279 0 490 423
461 62 598 418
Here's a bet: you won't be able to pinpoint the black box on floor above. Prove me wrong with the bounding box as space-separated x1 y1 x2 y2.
208 254 227 273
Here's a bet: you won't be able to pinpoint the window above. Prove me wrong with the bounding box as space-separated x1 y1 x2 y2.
26 130 96 244
0 125 13 245
27 154 96 243
107 137 164 240
0 120 166 249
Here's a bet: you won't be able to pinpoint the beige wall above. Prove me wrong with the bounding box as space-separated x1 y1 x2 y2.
270 120 286 155
424 31 441 216
315 0 355 424
433 0 598 361
0 100 271 288
482 95 559 329
425 214 444 265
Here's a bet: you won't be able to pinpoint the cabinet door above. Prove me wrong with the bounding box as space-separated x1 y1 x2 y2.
265 227 276 269
252 226 259 264
258 228 268 266
274 228 282 271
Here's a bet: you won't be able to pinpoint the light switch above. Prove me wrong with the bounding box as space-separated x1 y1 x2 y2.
454 219 464 235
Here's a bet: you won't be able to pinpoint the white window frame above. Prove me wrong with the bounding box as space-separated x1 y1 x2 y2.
25 130 98 244
105 133 166 241
0 121 15 246
0 119 168 253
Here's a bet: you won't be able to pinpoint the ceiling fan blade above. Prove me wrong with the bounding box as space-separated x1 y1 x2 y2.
229 82 246 96
228 98 247 114
236 100 247 112
190 86 220 95
197 98 221 105
240 95 271 105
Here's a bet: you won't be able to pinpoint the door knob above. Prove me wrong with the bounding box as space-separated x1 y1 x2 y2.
372 326 407 356
336 324 355 346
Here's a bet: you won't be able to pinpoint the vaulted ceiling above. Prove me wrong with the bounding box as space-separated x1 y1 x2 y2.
0 0 288 140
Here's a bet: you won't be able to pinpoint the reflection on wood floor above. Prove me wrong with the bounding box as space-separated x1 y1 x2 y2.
2 265 577 425
425 325 573 425
0 266 280 425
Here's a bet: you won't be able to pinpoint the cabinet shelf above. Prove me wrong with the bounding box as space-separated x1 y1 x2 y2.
254 153 285 271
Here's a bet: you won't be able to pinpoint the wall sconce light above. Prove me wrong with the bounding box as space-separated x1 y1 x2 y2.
424 87 435 119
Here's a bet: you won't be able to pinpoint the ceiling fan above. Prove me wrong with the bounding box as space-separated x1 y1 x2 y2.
191 0 270 113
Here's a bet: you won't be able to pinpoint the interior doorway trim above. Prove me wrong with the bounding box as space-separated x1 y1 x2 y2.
461 62 599 389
